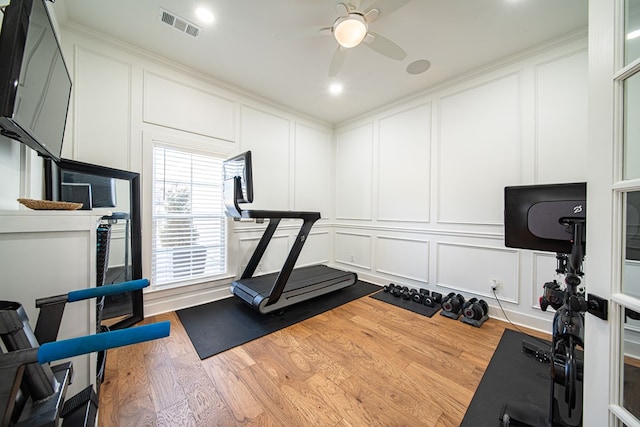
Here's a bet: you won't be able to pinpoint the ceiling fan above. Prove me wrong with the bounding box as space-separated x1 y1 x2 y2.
277 0 410 76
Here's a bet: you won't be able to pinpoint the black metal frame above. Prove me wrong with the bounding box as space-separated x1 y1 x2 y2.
225 177 321 308
44 158 143 330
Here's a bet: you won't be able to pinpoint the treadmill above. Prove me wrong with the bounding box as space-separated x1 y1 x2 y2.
223 151 358 314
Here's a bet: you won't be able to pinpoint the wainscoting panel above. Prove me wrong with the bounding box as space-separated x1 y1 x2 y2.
143 71 235 142
335 231 372 269
535 50 588 183
436 242 519 302
239 106 291 211
437 73 521 225
237 233 290 276
297 231 330 266
75 48 131 169
377 103 431 223
294 124 332 216
336 124 374 220
375 235 429 283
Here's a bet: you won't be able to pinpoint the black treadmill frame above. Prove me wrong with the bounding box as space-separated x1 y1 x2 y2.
225 176 322 309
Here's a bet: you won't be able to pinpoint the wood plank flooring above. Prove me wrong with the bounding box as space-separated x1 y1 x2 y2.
97 295 549 426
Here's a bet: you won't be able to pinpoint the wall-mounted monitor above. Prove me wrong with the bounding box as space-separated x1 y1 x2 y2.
0 0 72 161
504 182 586 255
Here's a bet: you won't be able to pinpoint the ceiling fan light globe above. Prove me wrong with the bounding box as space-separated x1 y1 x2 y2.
333 15 367 48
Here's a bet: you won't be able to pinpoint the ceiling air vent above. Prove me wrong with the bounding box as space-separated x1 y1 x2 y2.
158 8 201 38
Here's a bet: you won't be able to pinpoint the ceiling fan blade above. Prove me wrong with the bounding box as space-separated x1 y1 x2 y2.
329 46 348 77
368 0 409 18
275 26 332 40
359 0 378 13
364 8 379 23
363 32 407 60
336 2 349 16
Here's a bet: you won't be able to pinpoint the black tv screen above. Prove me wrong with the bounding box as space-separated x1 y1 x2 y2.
223 151 254 204
504 182 586 254
0 0 72 161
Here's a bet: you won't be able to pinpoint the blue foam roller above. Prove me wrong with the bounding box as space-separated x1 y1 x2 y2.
37 321 170 364
67 279 149 302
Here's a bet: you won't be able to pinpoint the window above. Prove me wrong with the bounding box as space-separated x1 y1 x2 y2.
152 145 226 287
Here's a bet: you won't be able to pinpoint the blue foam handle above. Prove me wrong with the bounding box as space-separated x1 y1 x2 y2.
67 279 149 302
37 321 170 364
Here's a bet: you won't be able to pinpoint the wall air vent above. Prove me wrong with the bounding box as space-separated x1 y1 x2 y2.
158 8 201 38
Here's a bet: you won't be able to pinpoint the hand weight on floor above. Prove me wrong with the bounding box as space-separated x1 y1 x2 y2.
462 298 488 321
442 293 465 314
423 291 442 307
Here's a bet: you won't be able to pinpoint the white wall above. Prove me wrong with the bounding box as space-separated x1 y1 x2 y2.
56 25 334 315
333 34 588 332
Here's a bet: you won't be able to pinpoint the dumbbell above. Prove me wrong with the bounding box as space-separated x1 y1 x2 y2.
401 287 412 300
392 285 407 298
423 291 442 307
411 288 429 304
463 298 489 320
383 283 395 293
442 293 465 313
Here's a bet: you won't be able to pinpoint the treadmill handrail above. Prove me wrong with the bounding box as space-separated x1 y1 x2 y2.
224 171 322 309
240 213 320 308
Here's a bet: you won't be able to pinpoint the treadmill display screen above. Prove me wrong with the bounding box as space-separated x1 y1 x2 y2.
223 151 253 203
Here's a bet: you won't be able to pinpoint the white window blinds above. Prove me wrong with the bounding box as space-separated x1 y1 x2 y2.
152 145 226 287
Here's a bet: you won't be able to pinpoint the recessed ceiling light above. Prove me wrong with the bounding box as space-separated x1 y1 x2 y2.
329 83 343 95
195 7 214 24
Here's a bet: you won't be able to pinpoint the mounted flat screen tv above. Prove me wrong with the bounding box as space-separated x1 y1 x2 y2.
504 182 586 255
0 0 72 161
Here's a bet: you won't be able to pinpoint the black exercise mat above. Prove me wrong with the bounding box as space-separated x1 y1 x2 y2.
369 290 441 317
461 329 552 426
177 280 380 359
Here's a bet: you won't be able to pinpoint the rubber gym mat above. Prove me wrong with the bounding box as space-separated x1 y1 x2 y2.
461 329 552 426
176 280 380 360
369 290 441 317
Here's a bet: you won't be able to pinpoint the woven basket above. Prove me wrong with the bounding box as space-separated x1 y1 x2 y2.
17 198 83 210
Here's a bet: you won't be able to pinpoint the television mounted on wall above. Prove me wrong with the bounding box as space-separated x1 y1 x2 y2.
0 0 72 161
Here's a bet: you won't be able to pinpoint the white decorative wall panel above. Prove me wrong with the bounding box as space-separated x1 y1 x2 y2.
143 71 235 141
240 106 290 211
535 51 588 183
436 242 518 302
336 124 373 220
297 231 330 266
438 74 521 225
376 235 429 283
335 232 371 269
238 233 289 275
294 124 331 215
75 49 131 169
378 104 431 222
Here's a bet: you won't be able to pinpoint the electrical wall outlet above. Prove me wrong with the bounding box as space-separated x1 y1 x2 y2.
490 279 500 292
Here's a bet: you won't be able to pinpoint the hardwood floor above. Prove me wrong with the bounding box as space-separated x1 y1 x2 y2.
97 295 548 426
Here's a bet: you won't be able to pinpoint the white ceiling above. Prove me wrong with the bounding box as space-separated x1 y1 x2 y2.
55 0 588 125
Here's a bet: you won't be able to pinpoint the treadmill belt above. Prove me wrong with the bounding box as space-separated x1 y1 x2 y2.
231 265 357 313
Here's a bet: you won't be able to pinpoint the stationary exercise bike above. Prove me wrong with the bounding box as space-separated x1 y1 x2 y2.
502 221 586 427
541 221 585 427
